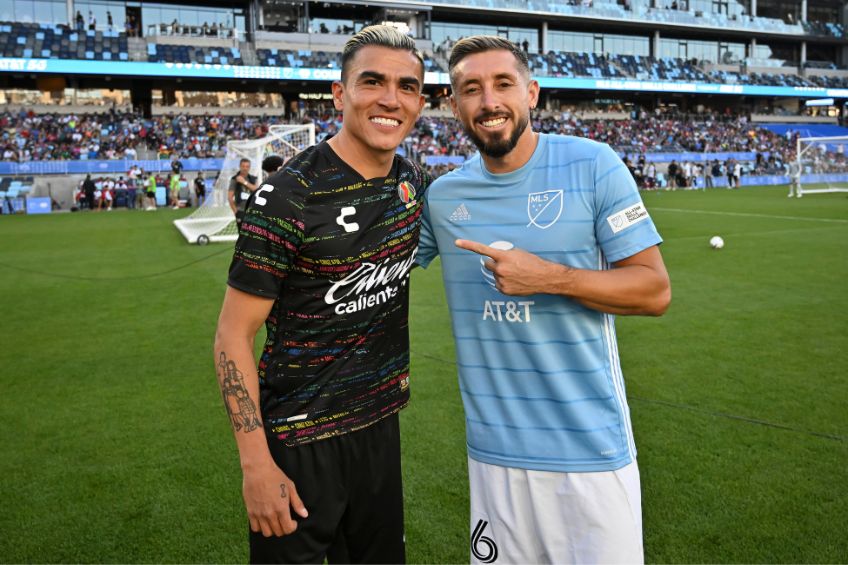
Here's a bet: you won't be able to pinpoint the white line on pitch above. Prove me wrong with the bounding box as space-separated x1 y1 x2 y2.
650 207 848 224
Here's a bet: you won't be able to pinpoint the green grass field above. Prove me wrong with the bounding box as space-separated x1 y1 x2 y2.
1 185 846 563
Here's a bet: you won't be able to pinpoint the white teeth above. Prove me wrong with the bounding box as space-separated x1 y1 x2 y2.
481 117 507 127
371 117 400 127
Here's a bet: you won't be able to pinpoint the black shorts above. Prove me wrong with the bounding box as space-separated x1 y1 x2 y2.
249 413 405 564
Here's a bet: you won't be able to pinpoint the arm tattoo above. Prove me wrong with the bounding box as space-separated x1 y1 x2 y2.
280 483 287 499
217 351 262 433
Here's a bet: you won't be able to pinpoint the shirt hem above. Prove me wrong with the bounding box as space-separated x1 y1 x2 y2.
271 400 410 447
467 444 634 473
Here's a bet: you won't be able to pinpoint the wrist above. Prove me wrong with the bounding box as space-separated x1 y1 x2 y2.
240 452 275 473
546 262 576 296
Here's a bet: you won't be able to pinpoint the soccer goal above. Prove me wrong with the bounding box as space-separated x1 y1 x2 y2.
174 123 316 244
796 135 848 196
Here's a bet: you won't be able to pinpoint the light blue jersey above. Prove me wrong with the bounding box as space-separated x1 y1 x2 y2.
417 134 663 473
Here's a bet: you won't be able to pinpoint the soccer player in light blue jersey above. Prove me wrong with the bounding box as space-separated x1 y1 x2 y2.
416 36 672 564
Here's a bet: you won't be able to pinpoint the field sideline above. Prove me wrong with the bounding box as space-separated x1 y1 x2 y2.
1 185 846 563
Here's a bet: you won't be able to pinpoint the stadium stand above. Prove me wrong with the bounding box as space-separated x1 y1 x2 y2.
255 48 445 72
148 44 244 65
802 21 846 38
0 21 128 61
528 51 625 79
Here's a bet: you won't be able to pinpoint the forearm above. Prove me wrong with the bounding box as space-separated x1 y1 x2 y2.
544 262 670 316
214 331 275 471
227 192 237 213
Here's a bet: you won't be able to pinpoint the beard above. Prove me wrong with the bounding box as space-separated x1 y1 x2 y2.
466 112 529 158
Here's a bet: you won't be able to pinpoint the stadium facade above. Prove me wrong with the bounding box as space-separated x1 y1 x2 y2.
1 0 847 117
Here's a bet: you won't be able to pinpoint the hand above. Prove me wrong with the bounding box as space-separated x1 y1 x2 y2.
242 461 308 537
455 239 568 296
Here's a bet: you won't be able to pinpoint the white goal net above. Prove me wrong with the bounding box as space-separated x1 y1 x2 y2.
796 135 848 196
174 123 316 244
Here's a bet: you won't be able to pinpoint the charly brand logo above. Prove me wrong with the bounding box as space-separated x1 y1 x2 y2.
336 206 359 233
471 519 498 563
527 189 563 229
324 249 417 315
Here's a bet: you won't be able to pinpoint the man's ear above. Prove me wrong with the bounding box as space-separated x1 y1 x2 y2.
331 80 345 112
528 79 540 110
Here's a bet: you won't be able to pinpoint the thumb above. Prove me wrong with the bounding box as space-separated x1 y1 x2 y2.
288 484 308 518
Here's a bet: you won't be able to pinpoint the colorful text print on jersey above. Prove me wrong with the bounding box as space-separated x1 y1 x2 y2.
324 249 418 315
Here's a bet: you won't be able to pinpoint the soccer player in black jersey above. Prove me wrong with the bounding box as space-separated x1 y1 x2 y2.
214 25 428 564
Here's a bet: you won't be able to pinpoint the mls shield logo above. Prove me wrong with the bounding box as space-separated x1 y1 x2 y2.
527 189 563 229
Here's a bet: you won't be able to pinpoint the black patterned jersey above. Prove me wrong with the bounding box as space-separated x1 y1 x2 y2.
227 141 429 446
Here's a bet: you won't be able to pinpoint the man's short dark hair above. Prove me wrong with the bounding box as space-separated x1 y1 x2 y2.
340 25 424 84
262 155 284 174
448 35 530 87
239 158 250 165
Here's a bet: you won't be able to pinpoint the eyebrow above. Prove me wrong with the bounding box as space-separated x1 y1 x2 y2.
457 72 518 89
358 70 422 90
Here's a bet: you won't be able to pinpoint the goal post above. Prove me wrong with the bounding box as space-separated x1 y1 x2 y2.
174 123 316 244
796 135 848 196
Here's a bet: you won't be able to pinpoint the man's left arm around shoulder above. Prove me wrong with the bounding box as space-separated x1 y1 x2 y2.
455 240 671 316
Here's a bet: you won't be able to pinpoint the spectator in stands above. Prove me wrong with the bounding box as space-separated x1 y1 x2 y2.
88 12 96 31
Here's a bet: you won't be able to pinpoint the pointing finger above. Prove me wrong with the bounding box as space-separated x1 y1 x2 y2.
455 239 505 260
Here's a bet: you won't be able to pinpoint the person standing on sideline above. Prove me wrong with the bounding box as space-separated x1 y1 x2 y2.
788 155 802 198
704 159 713 189
261 155 285 179
227 158 258 227
169 173 181 209
214 25 428 564
145 171 157 210
82 174 96 210
194 171 207 206
416 36 671 564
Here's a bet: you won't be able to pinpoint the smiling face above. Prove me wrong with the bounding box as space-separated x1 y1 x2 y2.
449 49 539 160
331 45 425 161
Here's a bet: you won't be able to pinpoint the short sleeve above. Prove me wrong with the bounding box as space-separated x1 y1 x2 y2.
416 190 438 268
227 182 305 298
593 144 662 263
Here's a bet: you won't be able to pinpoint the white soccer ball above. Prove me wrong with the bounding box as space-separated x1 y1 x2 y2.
709 236 725 249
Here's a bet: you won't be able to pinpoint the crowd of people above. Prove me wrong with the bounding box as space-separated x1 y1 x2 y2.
72 163 210 211
2 106 845 187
